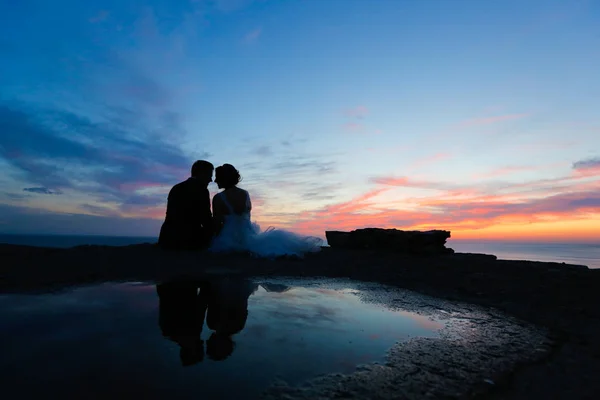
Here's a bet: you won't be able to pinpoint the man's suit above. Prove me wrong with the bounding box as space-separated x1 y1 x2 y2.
158 178 214 250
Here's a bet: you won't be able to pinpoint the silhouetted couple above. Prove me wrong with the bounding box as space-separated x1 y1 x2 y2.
156 278 258 366
158 160 322 257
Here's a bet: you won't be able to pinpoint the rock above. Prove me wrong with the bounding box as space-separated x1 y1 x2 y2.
452 252 498 261
325 228 453 254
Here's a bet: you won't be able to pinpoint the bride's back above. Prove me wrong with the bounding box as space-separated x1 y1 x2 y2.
218 187 251 215
213 164 252 237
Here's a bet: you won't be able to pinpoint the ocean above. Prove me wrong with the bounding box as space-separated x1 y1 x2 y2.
0 234 157 249
0 234 598 269
449 240 600 269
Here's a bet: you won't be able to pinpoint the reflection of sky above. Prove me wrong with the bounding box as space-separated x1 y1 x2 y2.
0 281 442 399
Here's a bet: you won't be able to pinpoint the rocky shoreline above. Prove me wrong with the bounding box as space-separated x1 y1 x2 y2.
1 242 599 399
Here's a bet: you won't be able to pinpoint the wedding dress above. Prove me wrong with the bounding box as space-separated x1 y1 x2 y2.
209 191 322 258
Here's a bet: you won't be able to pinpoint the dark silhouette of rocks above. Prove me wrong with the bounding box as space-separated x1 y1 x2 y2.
326 228 453 254
0 240 598 399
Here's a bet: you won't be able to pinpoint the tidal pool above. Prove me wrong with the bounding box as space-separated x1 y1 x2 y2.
0 278 546 399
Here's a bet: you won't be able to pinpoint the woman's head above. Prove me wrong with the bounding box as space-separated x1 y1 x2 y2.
215 164 242 189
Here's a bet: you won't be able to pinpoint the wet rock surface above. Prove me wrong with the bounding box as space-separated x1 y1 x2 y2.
1 243 600 399
325 228 453 254
260 280 549 400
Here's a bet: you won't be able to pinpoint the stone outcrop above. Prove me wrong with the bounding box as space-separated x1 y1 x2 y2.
325 228 453 254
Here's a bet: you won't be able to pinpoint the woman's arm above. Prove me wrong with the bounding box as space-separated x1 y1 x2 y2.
246 191 252 216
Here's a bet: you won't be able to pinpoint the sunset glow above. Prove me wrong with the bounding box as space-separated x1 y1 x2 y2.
0 0 599 241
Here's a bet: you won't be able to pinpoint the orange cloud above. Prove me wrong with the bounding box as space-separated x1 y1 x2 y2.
281 162 600 241
319 188 389 214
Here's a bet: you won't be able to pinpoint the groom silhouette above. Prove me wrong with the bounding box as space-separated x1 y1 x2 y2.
158 160 215 250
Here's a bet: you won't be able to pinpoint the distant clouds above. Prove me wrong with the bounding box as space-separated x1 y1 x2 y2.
1 0 599 239
470 165 540 180
457 113 529 128
342 122 365 133
244 27 262 43
408 152 452 171
342 105 378 134
573 157 600 178
253 145 271 156
23 187 62 195
289 158 600 239
0 203 161 236
0 101 203 218
573 157 600 171
230 139 343 221
343 106 369 119
211 0 260 13
3 193 30 200
89 10 110 24
369 176 458 191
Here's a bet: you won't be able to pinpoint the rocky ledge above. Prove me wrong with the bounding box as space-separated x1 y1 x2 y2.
326 228 453 254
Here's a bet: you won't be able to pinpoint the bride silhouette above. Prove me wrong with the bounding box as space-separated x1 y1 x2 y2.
209 164 322 258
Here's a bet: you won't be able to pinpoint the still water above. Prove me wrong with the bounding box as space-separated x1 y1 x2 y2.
0 279 443 399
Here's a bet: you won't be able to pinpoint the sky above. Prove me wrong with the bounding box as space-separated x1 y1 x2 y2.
0 0 599 241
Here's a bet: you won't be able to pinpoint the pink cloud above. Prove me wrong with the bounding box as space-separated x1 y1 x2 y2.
340 105 378 134
123 206 165 220
471 165 540 180
457 113 529 128
244 27 262 43
343 105 369 119
89 10 110 23
117 182 169 192
573 157 600 177
322 188 389 214
371 176 411 186
342 122 365 132
370 175 457 191
471 162 570 180
408 152 452 170
365 145 410 155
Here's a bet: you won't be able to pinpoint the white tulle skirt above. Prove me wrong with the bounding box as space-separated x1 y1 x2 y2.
209 214 322 258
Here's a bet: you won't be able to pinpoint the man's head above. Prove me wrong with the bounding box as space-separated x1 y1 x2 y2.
191 160 214 185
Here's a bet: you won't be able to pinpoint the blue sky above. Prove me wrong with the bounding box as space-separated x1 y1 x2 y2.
1 0 599 239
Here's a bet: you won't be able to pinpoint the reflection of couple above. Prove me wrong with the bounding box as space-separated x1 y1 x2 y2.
157 278 259 366
158 160 322 257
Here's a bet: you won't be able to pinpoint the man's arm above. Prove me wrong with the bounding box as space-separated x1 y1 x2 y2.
158 187 177 248
200 187 214 236
164 186 180 220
